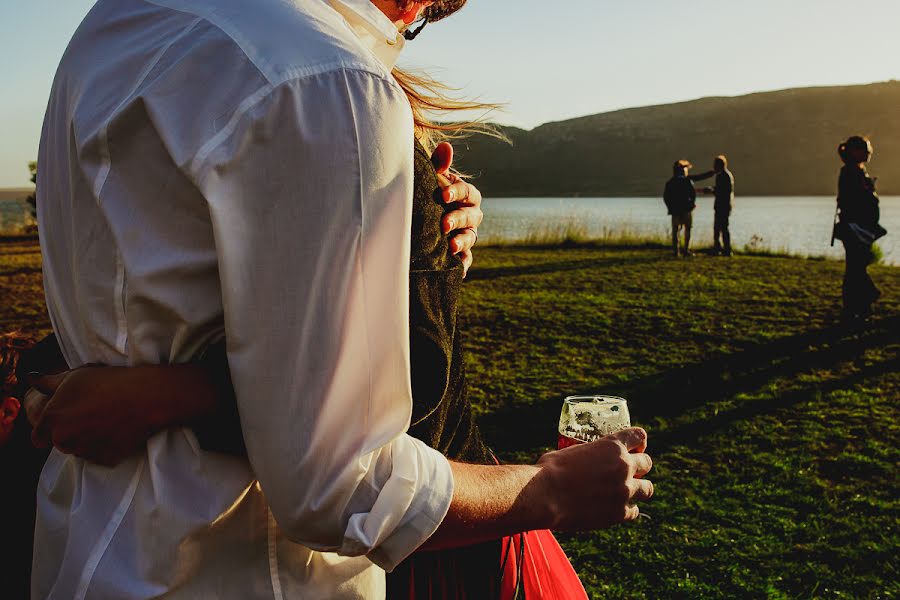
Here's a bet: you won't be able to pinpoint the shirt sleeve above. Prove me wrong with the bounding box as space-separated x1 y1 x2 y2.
193 68 454 571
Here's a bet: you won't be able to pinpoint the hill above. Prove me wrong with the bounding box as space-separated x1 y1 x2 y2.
454 81 900 197
0 188 34 202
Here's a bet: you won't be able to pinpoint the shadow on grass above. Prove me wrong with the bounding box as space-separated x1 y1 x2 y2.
653 353 900 451
0 235 39 243
0 247 42 256
466 255 660 282
480 315 900 454
0 266 42 277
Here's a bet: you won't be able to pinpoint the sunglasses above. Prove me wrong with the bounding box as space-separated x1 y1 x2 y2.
404 1 467 40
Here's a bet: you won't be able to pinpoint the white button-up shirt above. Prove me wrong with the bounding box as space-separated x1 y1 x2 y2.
34 0 454 598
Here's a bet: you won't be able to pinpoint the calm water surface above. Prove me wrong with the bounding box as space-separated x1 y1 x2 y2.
3 196 898 265
479 196 899 265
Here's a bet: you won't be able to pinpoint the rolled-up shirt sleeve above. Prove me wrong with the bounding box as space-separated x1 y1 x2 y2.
193 67 453 571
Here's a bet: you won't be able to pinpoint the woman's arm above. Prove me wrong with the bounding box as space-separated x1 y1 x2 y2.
26 361 225 466
28 365 653 552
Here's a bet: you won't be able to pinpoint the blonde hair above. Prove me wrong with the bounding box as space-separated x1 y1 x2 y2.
391 68 506 154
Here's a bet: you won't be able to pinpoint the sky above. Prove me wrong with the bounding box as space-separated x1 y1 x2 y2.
2 0 900 187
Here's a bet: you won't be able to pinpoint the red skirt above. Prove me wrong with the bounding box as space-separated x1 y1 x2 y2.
387 529 588 600
499 530 588 600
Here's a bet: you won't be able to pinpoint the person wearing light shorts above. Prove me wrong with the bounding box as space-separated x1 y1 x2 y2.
663 159 698 256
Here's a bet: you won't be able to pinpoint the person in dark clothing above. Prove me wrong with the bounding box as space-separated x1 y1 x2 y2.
663 159 698 257
693 155 735 256
833 136 886 321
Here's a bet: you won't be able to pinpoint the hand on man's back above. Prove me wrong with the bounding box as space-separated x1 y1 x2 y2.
431 142 483 275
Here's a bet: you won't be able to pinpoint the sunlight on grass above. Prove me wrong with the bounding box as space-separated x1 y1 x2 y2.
3 238 898 598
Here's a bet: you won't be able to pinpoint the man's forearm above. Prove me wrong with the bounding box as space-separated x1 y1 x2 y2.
418 461 547 550
418 429 654 552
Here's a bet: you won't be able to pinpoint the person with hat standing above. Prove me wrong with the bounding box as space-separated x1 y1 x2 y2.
663 159 698 257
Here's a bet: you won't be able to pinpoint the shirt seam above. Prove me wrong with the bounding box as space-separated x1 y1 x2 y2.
139 1 401 184
142 0 392 86
339 67 373 457
74 458 147 600
91 15 203 359
92 15 203 204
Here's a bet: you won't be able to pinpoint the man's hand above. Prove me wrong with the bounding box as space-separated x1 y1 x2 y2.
431 142 483 276
423 427 654 550
534 427 654 529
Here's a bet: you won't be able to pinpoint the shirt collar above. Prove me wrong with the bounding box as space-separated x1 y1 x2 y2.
329 0 406 70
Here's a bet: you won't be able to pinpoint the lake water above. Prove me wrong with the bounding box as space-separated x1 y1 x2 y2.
478 196 899 265
3 196 898 265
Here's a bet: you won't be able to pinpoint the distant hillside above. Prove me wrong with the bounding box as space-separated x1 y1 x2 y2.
0 188 33 202
454 81 900 197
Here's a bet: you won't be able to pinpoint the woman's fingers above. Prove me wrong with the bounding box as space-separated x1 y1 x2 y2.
431 143 483 269
441 179 483 208
442 206 483 236
431 142 453 175
459 250 473 277
449 228 478 256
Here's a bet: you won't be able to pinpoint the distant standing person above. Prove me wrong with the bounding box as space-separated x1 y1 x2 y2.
693 155 735 256
833 136 887 321
664 159 698 257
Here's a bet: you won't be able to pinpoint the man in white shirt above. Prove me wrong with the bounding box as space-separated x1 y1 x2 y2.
34 0 654 597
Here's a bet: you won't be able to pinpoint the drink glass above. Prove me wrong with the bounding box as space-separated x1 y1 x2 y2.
557 395 631 449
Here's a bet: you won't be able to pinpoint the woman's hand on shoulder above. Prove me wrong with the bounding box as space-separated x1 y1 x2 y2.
431 142 483 277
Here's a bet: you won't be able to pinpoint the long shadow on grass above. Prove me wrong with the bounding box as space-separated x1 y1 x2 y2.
619 315 900 422
652 353 900 451
0 247 42 256
0 266 42 277
480 315 900 454
466 256 659 282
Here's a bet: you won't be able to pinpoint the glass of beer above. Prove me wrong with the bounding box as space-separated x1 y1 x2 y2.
557 395 631 449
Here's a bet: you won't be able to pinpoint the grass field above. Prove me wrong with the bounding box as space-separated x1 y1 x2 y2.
2 237 898 599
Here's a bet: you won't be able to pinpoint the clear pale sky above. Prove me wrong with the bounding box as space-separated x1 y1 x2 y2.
2 0 899 187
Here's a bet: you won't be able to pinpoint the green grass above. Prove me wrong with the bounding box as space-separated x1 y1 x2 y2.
0 237 50 338
3 238 899 599
461 246 899 599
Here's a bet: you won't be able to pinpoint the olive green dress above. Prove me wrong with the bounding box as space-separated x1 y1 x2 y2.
384 141 500 598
